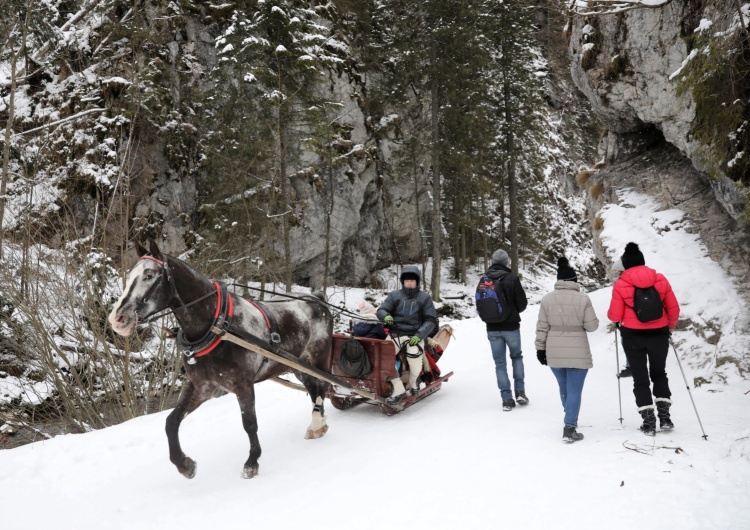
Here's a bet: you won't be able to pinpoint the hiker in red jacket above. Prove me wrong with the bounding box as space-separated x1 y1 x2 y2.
607 242 680 435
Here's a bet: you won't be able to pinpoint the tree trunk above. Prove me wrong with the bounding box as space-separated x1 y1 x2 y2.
322 161 333 294
0 19 25 260
413 163 425 280
481 194 488 271
277 104 293 292
429 45 442 301
503 72 518 275
461 224 467 284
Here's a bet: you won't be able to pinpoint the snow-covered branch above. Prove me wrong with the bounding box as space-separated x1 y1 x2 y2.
11 108 106 137
566 0 673 17
2 0 106 88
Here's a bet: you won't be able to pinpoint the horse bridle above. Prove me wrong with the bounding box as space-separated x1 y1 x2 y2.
135 255 180 319
133 255 225 328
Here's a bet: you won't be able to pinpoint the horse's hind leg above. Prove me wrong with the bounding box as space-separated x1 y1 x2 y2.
165 380 212 479
298 374 329 440
236 385 262 479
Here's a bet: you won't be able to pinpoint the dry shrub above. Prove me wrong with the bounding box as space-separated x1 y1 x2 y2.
605 54 628 80
0 243 184 435
592 216 604 231
581 46 597 70
590 182 605 200
575 170 595 189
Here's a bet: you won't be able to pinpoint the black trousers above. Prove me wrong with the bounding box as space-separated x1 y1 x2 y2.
622 333 671 408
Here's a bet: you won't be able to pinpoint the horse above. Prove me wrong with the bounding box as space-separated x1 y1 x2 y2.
107 240 333 479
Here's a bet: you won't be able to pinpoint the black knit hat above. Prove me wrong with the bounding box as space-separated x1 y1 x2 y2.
621 242 646 270
557 257 577 282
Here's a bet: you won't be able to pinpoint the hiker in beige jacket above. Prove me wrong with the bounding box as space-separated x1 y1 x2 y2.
535 257 599 443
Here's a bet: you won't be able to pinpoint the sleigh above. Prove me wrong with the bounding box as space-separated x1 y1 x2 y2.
326 325 455 415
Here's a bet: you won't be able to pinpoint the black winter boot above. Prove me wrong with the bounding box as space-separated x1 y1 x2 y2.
639 407 657 436
562 426 584 443
656 400 674 430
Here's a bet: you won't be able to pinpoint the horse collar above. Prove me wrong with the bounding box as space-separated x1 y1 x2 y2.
176 282 235 364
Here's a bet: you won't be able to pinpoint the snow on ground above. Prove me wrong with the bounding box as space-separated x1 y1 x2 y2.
1 189 749 530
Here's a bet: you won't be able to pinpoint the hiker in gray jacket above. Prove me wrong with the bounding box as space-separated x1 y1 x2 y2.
377 265 437 405
535 257 599 443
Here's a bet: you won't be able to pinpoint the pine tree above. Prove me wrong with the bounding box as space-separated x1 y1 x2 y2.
206 1 347 290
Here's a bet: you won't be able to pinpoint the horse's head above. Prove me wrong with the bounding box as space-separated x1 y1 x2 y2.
108 240 174 337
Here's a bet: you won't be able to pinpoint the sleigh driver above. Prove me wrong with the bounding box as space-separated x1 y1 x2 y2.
377 265 438 405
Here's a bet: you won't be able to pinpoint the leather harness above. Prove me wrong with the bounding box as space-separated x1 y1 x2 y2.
139 256 281 364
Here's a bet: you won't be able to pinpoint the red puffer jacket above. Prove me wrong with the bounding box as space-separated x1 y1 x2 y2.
607 265 680 330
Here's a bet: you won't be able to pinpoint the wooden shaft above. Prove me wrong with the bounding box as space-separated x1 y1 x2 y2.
212 326 379 401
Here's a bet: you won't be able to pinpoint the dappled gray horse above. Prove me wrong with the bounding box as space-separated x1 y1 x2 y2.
108 240 333 479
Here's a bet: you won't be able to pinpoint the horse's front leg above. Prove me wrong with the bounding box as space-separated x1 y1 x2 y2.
236 385 262 479
165 380 211 479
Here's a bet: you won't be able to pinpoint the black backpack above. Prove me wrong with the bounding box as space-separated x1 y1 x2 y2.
338 338 372 378
475 273 512 323
628 286 664 323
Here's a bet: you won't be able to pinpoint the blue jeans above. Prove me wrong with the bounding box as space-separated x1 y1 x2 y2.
550 368 588 428
487 329 525 401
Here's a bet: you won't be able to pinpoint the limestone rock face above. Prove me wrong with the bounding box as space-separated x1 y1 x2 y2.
568 2 748 221
283 72 428 288
587 143 750 300
124 13 427 287
568 3 750 324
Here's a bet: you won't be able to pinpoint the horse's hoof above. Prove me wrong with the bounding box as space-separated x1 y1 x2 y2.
180 458 197 479
241 464 259 479
305 424 329 439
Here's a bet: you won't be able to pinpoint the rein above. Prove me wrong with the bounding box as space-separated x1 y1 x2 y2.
228 283 364 321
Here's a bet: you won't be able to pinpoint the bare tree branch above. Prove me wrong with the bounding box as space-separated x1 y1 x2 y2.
566 0 673 17
11 108 106 137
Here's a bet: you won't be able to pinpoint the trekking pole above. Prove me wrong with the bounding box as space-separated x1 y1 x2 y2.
670 337 708 440
614 326 624 425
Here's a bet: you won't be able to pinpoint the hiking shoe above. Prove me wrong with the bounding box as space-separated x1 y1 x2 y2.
618 367 632 378
515 391 529 405
502 399 516 411
562 426 584 443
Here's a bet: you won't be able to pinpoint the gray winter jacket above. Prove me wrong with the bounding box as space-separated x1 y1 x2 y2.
376 265 437 339
535 280 599 369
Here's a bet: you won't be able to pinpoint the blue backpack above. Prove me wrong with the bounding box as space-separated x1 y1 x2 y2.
475 273 512 323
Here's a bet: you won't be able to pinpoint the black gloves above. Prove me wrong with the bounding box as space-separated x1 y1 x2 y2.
536 350 547 365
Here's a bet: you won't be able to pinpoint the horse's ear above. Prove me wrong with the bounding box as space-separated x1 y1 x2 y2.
135 240 148 257
148 239 164 260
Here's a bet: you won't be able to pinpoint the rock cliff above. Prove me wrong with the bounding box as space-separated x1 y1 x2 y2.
568 2 750 306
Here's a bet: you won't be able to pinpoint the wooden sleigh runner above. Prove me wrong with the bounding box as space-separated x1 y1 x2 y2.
327 325 455 415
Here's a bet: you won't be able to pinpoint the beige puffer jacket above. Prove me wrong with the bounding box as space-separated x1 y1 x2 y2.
535 281 599 369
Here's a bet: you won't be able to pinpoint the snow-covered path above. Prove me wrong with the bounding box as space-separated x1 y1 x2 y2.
2 187 750 530
1 292 748 530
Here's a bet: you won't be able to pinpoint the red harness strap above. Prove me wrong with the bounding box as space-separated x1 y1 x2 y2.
193 282 235 358
247 300 272 330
